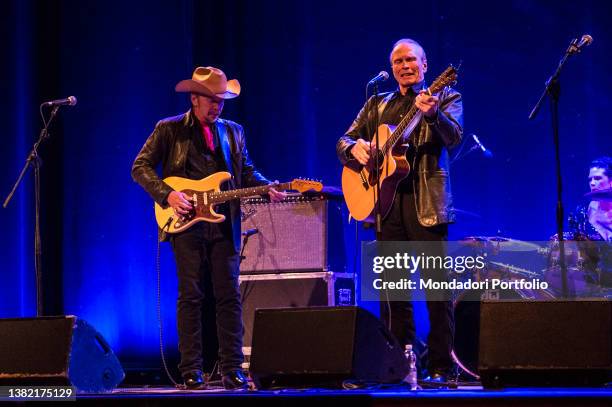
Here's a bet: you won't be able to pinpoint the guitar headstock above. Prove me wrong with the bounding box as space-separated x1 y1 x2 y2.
429 64 459 94
290 179 323 193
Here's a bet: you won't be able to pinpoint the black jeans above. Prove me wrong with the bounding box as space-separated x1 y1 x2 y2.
171 221 243 376
379 192 455 373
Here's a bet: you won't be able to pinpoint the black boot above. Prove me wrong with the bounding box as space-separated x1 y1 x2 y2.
221 370 249 390
183 370 206 390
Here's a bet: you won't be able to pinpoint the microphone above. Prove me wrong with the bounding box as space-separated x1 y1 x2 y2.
368 71 389 85
576 34 593 51
42 96 77 107
242 228 259 237
472 134 493 158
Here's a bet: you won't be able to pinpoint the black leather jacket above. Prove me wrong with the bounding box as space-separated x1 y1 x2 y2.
131 110 269 250
336 86 463 227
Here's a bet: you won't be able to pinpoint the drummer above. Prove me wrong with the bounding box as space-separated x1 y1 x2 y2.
568 156 612 288
569 156 612 241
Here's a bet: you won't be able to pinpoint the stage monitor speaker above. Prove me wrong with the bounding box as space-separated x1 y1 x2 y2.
249 306 409 389
0 315 125 393
240 196 346 273
478 299 612 387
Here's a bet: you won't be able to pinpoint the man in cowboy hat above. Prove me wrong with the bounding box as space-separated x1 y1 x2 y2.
132 66 284 389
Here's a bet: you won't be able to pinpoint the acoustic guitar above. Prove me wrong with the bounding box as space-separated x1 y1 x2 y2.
341 65 458 221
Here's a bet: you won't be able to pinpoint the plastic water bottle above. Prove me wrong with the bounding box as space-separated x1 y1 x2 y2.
404 344 418 390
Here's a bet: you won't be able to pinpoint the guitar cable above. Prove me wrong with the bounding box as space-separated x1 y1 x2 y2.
156 218 223 388
156 223 182 388
363 76 394 331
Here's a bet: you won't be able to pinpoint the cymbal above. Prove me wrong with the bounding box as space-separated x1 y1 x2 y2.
459 236 489 244
488 261 540 277
584 188 612 201
460 236 541 252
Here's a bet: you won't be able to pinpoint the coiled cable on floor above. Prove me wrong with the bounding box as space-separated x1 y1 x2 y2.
156 231 182 388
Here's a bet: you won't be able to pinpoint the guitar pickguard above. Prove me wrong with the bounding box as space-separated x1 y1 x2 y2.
170 189 224 231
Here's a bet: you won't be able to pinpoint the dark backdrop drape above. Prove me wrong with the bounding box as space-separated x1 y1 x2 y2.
1 0 610 371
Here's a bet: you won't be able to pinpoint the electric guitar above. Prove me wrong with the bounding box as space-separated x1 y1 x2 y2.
155 171 322 234
341 65 459 222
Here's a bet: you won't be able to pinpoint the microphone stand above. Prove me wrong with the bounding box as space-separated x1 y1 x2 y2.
451 141 481 164
450 136 493 164
239 233 255 265
3 104 61 316
528 37 587 298
371 82 383 240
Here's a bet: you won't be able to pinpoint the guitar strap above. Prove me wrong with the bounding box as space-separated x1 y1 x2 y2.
376 93 394 119
215 120 234 178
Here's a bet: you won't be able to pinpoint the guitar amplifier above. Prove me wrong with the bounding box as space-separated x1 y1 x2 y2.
240 195 346 273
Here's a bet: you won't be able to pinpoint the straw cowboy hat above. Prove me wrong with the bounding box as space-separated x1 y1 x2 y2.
175 66 241 99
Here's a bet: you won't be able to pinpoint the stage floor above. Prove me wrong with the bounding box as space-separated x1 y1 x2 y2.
73 385 612 407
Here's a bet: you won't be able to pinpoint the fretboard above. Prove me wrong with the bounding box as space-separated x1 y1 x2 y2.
381 96 422 156
378 65 457 155
208 182 292 203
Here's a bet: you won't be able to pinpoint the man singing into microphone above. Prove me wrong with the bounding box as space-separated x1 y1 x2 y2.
337 38 463 382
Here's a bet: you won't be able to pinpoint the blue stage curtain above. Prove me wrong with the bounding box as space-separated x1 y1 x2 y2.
1 0 609 369
0 0 36 317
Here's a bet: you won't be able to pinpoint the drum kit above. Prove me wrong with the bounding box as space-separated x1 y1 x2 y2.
584 187 612 201
450 188 612 379
450 235 555 379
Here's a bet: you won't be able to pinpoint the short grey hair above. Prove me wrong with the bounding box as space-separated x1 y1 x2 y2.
389 38 427 63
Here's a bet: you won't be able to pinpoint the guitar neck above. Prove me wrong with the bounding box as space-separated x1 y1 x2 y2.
381 65 458 154
381 96 422 155
209 182 292 203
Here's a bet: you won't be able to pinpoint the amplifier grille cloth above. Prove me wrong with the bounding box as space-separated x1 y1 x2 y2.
240 199 327 272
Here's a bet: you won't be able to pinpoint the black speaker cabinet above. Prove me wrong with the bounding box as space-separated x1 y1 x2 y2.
479 300 612 387
240 196 346 273
249 306 409 389
0 316 125 393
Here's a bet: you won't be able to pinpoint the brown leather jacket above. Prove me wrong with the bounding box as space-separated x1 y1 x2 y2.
131 110 269 250
336 87 463 227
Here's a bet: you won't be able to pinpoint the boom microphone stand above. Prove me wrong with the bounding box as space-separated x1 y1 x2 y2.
365 72 388 240
372 81 383 240
528 34 593 298
3 102 64 316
